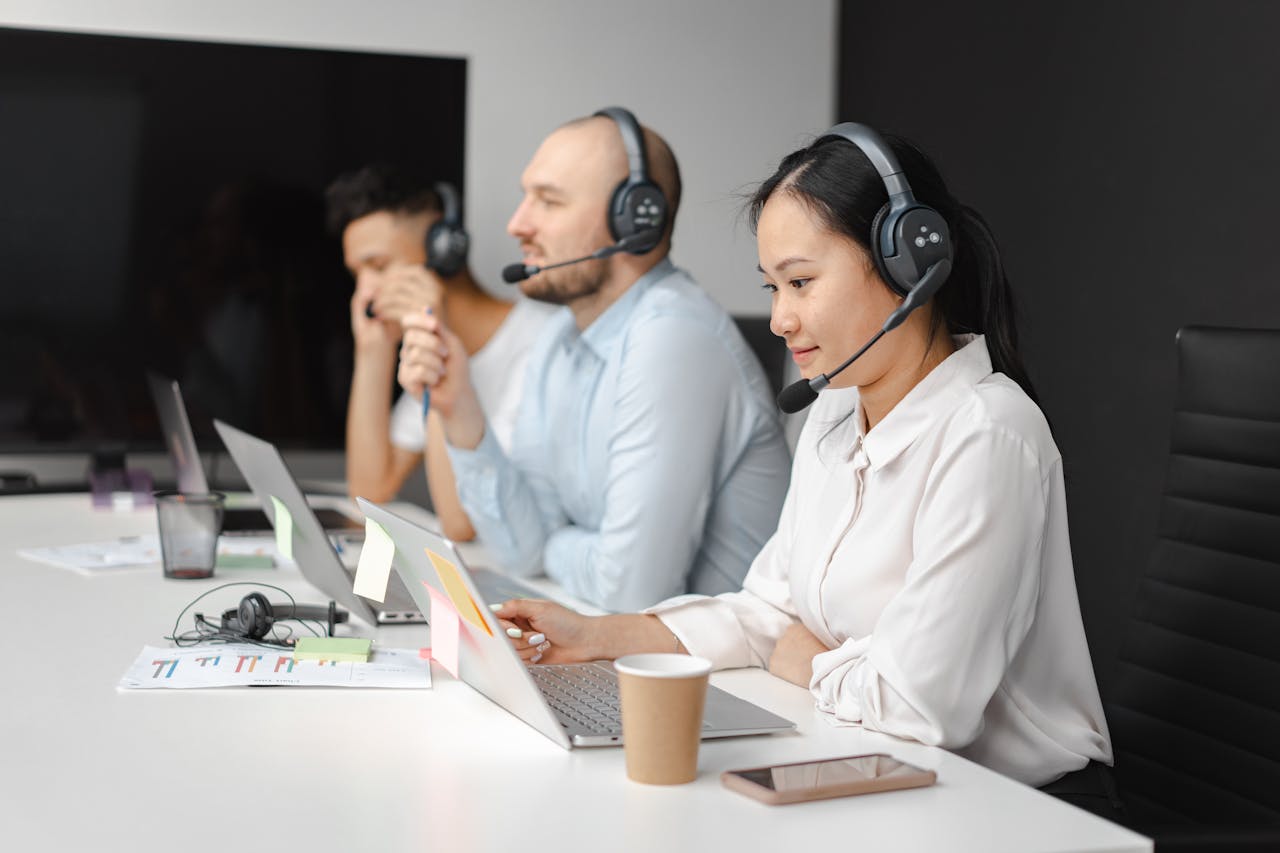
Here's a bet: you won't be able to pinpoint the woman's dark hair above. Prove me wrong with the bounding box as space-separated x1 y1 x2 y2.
748 131 1039 406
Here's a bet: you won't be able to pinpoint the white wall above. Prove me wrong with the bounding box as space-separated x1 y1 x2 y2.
0 0 836 315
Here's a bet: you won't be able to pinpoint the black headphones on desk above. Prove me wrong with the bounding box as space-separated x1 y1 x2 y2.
594 107 667 254
170 583 349 649
219 592 346 641
425 181 470 278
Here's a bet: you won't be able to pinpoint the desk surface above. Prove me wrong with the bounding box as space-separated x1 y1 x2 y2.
0 494 1149 853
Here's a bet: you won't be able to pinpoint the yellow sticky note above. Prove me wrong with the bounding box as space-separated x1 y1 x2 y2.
425 584 460 677
352 518 395 603
269 496 294 561
425 548 491 636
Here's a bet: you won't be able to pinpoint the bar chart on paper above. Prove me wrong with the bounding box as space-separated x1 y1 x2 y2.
118 644 431 689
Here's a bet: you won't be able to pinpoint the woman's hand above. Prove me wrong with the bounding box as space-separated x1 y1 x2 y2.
493 599 604 664
768 621 830 687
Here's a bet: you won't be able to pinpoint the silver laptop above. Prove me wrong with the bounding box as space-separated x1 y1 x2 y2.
147 372 360 536
358 498 797 749
214 420 542 626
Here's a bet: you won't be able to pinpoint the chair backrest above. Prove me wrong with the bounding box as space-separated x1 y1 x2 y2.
1107 326 1280 825
733 315 787 399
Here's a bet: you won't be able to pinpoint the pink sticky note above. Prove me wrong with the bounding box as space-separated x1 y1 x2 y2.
425 583 460 678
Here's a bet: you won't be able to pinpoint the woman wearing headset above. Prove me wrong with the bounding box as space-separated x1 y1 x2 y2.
495 126 1114 800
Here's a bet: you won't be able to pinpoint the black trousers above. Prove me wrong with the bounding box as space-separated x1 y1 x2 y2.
1039 761 1126 821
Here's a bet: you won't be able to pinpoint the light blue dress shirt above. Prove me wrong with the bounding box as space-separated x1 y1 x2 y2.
447 259 791 612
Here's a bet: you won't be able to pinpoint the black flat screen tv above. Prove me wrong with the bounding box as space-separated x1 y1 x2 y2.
0 26 467 453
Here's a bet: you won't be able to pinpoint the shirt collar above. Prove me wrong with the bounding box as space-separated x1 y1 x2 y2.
857 333 993 470
565 257 674 359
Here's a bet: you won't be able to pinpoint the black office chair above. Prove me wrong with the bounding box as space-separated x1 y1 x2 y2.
1106 326 1280 851
733 315 787 399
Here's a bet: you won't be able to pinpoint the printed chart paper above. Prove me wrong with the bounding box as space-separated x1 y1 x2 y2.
119 644 431 689
18 535 281 576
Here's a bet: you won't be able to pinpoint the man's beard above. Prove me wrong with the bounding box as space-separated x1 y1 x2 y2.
521 257 608 306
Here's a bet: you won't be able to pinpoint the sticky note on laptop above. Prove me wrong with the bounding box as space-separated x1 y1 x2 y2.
293 637 371 663
269 496 293 561
352 518 395 603
425 584 460 678
425 548 491 636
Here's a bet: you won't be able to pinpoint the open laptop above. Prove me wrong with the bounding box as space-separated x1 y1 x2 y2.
147 372 362 536
358 498 797 749
215 420 543 626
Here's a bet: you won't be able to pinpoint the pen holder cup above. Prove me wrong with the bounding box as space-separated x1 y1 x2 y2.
154 491 225 579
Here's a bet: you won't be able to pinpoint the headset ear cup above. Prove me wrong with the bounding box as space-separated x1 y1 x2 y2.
608 180 666 253
869 203 907 298
238 592 273 640
605 181 628 242
425 182 469 278
425 221 469 278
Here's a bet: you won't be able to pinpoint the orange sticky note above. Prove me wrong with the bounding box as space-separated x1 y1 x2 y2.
425 584 460 678
425 549 492 636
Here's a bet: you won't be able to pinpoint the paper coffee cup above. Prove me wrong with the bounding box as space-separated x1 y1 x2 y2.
614 653 712 785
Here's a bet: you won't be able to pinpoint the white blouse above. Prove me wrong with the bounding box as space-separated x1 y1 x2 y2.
650 335 1113 786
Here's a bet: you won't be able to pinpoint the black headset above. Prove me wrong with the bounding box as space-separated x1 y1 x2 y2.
773 124 956 414
425 181 470 278
593 107 667 255
818 123 953 299
219 592 345 641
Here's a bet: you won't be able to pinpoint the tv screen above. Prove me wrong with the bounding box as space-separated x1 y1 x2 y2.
0 26 467 452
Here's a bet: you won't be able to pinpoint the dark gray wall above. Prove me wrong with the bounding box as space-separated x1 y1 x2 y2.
838 0 1280 693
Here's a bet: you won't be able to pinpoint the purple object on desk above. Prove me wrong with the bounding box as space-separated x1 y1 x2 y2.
89 468 155 510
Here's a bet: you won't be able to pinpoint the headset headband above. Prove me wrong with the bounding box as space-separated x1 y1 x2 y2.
434 181 461 226
594 107 650 186
818 123 916 199
817 122 918 261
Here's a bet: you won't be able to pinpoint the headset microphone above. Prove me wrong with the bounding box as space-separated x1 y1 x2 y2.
505 107 666 286
775 122 955 415
777 258 952 414
501 229 661 284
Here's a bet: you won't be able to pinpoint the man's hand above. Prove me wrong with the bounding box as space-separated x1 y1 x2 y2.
398 312 486 448
351 263 445 352
350 283 399 353
371 264 445 326
768 621 831 687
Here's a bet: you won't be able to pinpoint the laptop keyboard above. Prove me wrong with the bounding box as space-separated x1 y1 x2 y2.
528 664 623 734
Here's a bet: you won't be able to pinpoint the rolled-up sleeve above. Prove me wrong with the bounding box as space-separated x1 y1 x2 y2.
447 420 565 577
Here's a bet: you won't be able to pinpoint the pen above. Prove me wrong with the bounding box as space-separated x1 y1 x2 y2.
422 306 433 418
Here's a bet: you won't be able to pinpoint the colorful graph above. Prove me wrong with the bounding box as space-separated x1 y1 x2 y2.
122 644 431 690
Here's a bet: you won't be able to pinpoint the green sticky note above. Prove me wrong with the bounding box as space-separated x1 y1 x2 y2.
215 553 276 570
293 637 372 663
269 496 293 561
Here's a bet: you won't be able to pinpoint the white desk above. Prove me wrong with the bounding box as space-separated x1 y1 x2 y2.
0 494 1149 853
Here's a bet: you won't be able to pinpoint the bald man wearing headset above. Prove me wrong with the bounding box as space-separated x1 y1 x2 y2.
398 108 790 612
